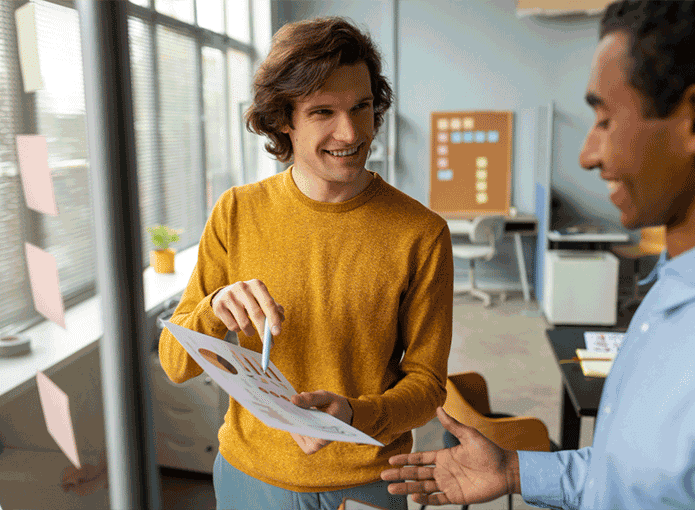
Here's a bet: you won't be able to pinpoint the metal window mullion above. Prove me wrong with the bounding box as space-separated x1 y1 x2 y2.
150 11 166 223
75 2 161 508
196 32 207 228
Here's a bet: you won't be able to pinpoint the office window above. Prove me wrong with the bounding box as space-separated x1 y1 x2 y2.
0 0 31 332
226 0 250 44
197 0 224 34
203 46 229 214
1 0 257 332
156 25 203 249
155 0 194 24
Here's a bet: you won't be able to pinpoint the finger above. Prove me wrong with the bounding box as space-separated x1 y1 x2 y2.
228 281 266 337
388 450 438 466
385 480 439 495
381 465 435 481
245 279 284 335
291 390 333 409
213 305 240 333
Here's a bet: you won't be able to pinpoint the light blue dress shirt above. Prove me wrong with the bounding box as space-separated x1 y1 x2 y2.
519 247 695 509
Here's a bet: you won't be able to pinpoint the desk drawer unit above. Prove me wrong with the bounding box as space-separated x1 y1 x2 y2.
149 353 224 473
543 250 619 325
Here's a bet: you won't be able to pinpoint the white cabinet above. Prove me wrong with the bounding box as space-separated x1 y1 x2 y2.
543 250 619 325
149 353 226 473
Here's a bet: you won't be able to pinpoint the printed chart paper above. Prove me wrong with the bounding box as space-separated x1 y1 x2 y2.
583 331 624 354
25 243 66 328
163 321 383 446
36 371 81 468
16 135 58 215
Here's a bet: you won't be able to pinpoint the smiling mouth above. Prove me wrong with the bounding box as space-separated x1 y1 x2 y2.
324 144 362 157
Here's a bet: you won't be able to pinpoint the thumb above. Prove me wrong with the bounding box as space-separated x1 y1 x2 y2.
437 406 468 437
292 390 331 409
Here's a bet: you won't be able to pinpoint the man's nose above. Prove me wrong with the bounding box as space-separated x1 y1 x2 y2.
579 129 600 171
334 113 358 144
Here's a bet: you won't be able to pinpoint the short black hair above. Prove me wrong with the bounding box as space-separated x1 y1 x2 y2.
600 1 695 118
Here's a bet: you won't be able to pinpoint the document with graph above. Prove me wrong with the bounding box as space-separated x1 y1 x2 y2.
163 321 382 446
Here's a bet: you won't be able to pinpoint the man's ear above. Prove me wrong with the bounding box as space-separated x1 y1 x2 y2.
682 84 695 153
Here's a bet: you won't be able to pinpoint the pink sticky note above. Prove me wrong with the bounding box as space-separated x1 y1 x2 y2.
16 135 58 216
25 243 66 329
36 371 82 469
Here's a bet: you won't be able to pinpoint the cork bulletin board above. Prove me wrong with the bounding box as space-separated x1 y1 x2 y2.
429 111 513 218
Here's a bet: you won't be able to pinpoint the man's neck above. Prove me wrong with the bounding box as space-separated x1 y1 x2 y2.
666 199 695 258
291 167 374 203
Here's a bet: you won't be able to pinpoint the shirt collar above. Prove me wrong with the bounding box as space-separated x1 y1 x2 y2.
648 246 695 314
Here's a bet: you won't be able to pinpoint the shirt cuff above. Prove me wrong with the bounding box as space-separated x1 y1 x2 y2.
518 450 566 509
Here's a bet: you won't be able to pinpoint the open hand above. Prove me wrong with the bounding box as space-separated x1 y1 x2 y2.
290 390 354 455
212 279 285 338
380 407 520 506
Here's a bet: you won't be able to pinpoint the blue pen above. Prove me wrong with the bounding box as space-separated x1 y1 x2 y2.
261 318 273 374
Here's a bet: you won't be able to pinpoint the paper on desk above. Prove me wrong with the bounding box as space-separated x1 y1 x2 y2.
163 321 383 446
576 349 615 378
583 332 624 354
36 371 81 469
25 243 66 328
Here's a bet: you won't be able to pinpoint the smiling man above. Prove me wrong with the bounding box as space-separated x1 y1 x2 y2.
381 1 695 509
158 17 453 510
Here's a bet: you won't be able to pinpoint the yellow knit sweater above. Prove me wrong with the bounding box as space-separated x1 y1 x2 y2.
159 168 453 492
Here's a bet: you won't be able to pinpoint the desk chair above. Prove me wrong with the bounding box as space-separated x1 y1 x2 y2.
452 216 506 307
420 372 558 510
610 226 665 311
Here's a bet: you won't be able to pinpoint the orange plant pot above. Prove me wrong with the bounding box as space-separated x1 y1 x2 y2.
150 248 176 273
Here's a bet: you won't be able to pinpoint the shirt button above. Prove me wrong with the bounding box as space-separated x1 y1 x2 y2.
641 322 649 332
604 405 611 414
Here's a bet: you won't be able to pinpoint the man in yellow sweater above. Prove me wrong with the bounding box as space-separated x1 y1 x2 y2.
159 16 453 510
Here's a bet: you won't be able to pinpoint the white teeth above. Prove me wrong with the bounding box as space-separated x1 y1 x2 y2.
607 181 619 192
327 146 359 157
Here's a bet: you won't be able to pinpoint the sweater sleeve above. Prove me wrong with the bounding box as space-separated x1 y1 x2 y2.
158 194 233 384
349 224 454 445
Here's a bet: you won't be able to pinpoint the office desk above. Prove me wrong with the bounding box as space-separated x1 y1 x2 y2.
545 327 625 449
547 230 630 251
447 214 538 302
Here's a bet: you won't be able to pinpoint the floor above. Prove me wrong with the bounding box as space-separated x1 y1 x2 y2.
160 291 637 510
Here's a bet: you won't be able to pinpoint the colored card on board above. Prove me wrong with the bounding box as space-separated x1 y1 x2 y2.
36 371 81 469
16 135 58 216
25 243 66 329
15 2 44 92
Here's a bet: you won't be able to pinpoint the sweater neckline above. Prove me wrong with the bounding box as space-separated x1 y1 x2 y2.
283 166 382 213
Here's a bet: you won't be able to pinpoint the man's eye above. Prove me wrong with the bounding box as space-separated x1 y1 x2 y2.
313 109 331 116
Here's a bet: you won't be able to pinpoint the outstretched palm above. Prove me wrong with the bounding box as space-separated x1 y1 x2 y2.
381 407 517 506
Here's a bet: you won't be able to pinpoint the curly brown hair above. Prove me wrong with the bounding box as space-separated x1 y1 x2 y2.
245 17 393 163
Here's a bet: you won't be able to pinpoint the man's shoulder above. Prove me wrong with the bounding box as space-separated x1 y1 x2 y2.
372 178 448 231
215 172 286 209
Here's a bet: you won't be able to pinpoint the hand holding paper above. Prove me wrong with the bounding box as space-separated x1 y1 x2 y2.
163 321 382 447
290 390 354 455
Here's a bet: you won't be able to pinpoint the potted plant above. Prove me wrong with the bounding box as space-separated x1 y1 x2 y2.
147 225 182 274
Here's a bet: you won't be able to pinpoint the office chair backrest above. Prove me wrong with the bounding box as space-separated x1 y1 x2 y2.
470 215 504 245
639 225 666 255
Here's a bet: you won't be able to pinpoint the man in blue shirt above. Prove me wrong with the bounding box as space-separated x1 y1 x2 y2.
381 1 695 508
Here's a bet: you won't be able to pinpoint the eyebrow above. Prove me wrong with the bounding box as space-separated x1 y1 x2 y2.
585 92 606 108
304 95 374 111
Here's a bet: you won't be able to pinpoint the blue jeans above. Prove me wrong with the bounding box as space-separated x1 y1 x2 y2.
213 452 408 510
